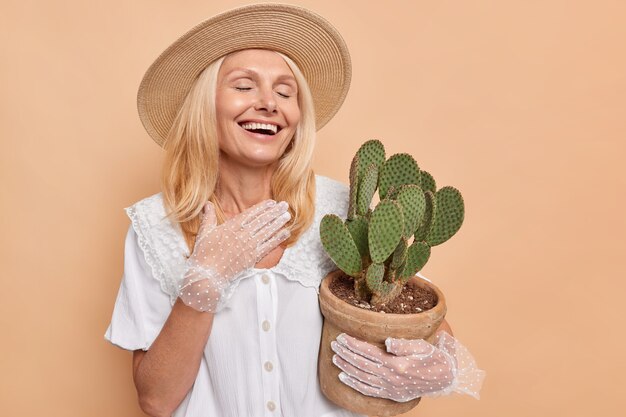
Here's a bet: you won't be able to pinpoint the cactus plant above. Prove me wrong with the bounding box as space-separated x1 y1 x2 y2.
320 140 464 308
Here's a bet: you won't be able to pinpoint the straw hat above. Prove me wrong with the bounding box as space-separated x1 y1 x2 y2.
137 3 352 147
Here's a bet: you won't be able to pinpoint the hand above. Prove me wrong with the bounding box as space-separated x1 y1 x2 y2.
178 199 291 312
331 330 485 402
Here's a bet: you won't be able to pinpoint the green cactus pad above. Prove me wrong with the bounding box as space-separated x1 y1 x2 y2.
397 258 407 278
365 262 386 293
357 163 378 216
400 241 431 279
420 170 436 193
384 185 397 200
426 186 464 246
348 155 359 219
320 214 362 277
414 190 436 241
368 200 404 263
391 238 408 270
396 184 426 238
346 215 369 257
379 154 420 201
355 140 386 183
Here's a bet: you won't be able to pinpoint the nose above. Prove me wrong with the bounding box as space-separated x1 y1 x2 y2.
254 87 277 114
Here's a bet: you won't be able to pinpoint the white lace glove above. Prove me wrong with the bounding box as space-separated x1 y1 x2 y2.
178 199 291 312
331 330 486 402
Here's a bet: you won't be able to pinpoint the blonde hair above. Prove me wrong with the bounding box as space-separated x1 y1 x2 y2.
160 50 317 254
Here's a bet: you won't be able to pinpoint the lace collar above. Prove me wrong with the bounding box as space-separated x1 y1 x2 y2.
125 175 348 305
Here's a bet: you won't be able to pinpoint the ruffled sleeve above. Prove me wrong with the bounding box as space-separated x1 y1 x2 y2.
123 193 190 304
104 225 172 351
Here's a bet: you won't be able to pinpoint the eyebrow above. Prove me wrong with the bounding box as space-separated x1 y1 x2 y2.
226 67 296 83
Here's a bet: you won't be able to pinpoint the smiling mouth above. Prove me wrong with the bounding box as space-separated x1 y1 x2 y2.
238 122 282 136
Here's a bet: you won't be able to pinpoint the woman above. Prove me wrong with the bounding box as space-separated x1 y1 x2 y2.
104 4 483 417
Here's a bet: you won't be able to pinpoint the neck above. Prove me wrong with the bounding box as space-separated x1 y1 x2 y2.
215 155 278 216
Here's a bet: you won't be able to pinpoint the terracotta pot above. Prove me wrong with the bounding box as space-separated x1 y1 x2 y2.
318 269 447 417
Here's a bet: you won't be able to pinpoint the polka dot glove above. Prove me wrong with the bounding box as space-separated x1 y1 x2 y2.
178 199 291 313
331 330 486 402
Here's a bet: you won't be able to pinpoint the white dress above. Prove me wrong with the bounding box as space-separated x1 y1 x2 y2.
104 175 368 417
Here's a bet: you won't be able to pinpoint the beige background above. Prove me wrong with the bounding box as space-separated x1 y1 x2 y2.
1 0 624 416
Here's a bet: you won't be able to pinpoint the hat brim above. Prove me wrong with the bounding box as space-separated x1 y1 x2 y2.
137 3 352 147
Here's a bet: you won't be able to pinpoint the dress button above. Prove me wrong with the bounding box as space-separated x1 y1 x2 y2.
264 361 274 372
262 320 271 331
267 400 276 411
262 275 270 284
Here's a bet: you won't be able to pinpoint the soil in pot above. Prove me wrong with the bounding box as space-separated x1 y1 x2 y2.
329 272 437 314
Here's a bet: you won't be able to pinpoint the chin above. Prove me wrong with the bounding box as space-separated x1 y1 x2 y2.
236 151 285 168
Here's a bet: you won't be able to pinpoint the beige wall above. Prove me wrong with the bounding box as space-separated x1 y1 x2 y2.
1 0 624 416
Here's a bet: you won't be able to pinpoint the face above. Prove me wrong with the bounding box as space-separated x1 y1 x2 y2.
215 49 301 168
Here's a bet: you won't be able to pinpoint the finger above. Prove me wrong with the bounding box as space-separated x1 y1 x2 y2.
338 372 389 399
384 337 435 357
435 329 452 339
247 202 289 234
428 331 459 372
332 354 382 384
434 330 457 357
197 202 217 238
341 373 417 403
253 209 291 238
336 333 385 365
256 229 290 261
203 202 217 223
237 200 279 226
331 341 382 373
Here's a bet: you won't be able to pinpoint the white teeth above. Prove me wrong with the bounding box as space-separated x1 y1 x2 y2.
240 122 278 134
